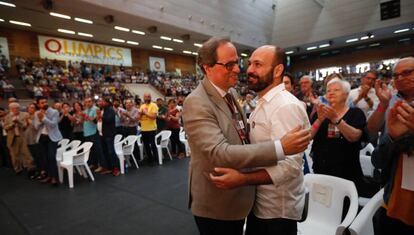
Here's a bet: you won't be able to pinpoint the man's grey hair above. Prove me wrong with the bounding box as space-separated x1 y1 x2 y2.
393 57 414 71
9 102 20 109
300 75 313 84
327 78 351 94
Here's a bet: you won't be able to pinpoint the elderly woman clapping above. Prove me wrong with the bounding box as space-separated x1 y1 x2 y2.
310 78 366 193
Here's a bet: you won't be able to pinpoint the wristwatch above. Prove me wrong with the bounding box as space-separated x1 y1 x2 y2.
334 118 343 125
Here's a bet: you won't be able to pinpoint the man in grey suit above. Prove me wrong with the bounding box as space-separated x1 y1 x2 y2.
182 37 311 235
34 97 62 186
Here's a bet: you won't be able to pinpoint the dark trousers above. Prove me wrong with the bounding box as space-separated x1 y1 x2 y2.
84 133 107 168
115 126 123 135
373 207 414 235
141 130 158 162
28 144 42 171
0 135 11 168
246 212 297 235
169 128 184 155
73 132 84 142
123 126 140 159
101 135 119 170
38 135 58 178
194 216 245 235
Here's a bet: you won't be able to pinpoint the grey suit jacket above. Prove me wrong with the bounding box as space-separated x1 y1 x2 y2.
34 107 62 142
182 78 279 220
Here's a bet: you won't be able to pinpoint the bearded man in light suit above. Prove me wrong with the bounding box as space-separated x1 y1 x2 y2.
182 37 311 235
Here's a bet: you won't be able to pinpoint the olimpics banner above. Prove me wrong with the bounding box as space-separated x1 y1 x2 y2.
38 35 132 66
149 56 165 72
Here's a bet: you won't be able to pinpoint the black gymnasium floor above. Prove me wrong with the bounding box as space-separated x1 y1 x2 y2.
0 158 198 235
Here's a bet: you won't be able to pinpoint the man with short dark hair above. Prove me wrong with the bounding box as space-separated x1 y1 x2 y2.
156 98 168 132
34 97 62 185
183 37 311 235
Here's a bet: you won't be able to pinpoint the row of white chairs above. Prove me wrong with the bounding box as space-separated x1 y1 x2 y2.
298 174 383 235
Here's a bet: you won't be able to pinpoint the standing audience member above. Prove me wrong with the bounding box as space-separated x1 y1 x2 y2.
96 98 120 176
371 57 414 235
34 97 62 185
25 103 42 178
112 99 125 135
139 93 159 164
82 97 108 173
310 78 366 194
297 75 318 118
348 70 379 118
156 98 168 132
4 102 35 175
166 99 185 159
71 102 84 141
59 103 73 139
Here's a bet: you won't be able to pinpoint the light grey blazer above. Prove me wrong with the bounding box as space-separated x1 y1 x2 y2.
182 78 279 221
34 107 62 142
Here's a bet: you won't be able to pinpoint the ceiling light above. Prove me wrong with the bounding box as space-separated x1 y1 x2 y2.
132 30 145 35
152 45 162 49
399 38 411 42
285 50 294 55
58 29 75 34
0 1 16 7
9 20 31 27
160 36 172 41
0 18 4 22
194 43 202 47
318 43 330 48
112 38 125 43
241 53 248 57
78 32 93 37
127 41 139 45
369 35 375 38
50 12 71 20
394 28 409 34
74 17 93 24
163 47 173 51
114 26 130 32
346 38 359 43
369 43 381 47
173 38 183 43
183 50 192 54
360 36 369 40
306 46 317 51
192 52 198 55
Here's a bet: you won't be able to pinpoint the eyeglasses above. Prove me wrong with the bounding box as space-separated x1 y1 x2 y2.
392 68 414 80
215 60 239 71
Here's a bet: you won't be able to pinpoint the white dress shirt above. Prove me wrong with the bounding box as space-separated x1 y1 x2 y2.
249 83 310 220
348 87 379 118
210 80 285 160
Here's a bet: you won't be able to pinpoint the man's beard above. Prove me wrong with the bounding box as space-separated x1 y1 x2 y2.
145 100 151 104
247 70 273 92
43 105 49 110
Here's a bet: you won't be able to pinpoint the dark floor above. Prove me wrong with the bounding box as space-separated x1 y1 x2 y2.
0 158 198 235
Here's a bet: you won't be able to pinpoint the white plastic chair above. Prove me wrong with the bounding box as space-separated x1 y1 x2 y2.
298 174 359 235
359 143 376 178
58 138 70 148
179 130 191 157
137 134 144 161
122 135 139 169
348 188 384 235
360 143 375 156
114 141 126 174
56 140 82 162
114 134 123 145
155 130 172 165
58 142 94 188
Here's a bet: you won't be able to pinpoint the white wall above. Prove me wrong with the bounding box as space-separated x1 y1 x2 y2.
82 0 276 48
272 0 414 48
